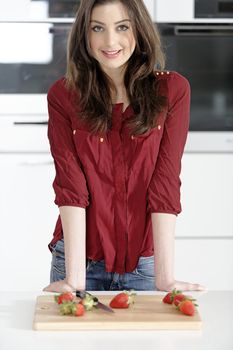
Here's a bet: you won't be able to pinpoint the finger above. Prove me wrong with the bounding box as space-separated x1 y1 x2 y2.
186 283 207 291
178 282 207 291
197 284 208 291
43 282 59 292
43 285 53 292
186 283 200 291
167 281 186 291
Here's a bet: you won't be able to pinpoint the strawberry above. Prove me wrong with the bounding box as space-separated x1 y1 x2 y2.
178 299 196 316
174 294 197 307
162 292 173 304
70 302 85 317
109 290 136 309
54 292 74 305
173 293 187 306
162 289 182 304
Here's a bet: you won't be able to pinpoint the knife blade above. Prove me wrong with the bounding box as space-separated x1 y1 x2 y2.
94 299 115 313
75 290 115 313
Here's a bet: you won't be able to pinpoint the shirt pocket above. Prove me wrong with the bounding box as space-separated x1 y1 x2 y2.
72 128 111 173
129 124 163 174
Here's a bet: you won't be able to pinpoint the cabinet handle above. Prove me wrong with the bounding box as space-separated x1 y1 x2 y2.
175 25 233 36
14 121 48 126
19 161 53 166
49 26 71 35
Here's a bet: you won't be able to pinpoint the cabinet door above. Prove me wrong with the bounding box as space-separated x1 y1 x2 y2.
175 239 233 290
154 0 193 22
176 154 233 238
0 154 58 291
143 0 155 21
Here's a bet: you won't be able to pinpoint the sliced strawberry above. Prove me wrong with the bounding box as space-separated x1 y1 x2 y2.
178 299 196 316
80 294 98 311
59 301 74 315
109 290 136 309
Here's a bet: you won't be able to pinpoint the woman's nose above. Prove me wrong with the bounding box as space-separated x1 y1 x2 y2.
104 30 117 47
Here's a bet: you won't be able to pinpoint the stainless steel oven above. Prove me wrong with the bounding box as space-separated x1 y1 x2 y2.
47 0 80 17
158 22 233 152
0 20 72 119
0 21 71 96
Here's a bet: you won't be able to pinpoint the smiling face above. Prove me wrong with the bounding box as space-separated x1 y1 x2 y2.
88 1 136 76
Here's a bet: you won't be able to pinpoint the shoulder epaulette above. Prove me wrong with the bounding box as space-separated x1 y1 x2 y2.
155 70 170 76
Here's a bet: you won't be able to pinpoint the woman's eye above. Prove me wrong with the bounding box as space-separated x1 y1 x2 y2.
117 25 129 31
91 26 103 32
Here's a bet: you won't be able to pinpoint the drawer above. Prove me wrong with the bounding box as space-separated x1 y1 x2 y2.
0 115 49 152
176 153 233 238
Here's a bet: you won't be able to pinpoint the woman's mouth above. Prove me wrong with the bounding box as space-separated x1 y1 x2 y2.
101 50 122 59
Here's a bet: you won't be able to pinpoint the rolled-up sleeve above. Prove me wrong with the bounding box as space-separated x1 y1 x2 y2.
147 72 190 215
47 84 90 208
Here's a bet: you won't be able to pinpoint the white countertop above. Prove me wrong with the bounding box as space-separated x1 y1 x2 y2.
0 291 232 350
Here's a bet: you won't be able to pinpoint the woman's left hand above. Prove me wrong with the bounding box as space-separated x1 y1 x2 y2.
157 280 207 292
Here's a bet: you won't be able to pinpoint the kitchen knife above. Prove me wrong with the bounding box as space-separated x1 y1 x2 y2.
75 290 115 313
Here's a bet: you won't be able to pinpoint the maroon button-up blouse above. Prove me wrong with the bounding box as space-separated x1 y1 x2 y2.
47 70 190 274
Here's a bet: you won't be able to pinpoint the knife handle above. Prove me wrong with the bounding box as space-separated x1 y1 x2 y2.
75 290 86 299
75 290 98 303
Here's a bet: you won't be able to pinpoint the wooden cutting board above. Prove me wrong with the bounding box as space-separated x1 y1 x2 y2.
33 294 202 331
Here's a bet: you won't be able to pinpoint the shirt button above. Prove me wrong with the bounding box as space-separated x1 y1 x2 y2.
100 137 104 142
131 135 135 139
73 130 76 135
158 125 161 130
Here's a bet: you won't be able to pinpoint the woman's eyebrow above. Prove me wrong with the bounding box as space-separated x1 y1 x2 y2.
90 19 131 25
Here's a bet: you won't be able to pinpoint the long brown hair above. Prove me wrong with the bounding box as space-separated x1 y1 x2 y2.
66 0 168 136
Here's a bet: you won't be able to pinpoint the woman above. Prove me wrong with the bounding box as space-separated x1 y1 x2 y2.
43 0 206 292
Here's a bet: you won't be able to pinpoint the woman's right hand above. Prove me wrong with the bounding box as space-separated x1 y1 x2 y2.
43 279 76 293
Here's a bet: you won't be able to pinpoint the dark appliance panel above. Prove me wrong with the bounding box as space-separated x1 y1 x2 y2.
0 23 71 94
195 0 233 18
158 23 233 132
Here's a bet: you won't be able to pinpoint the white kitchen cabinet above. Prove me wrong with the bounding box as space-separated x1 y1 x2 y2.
0 0 48 21
154 0 193 22
176 153 233 238
154 0 233 23
175 238 233 290
175 153 233 290
143 0 155 21
0 115 49 152
0 154 58 291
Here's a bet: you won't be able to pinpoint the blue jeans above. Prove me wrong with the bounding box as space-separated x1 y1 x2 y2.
50 238 157 291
